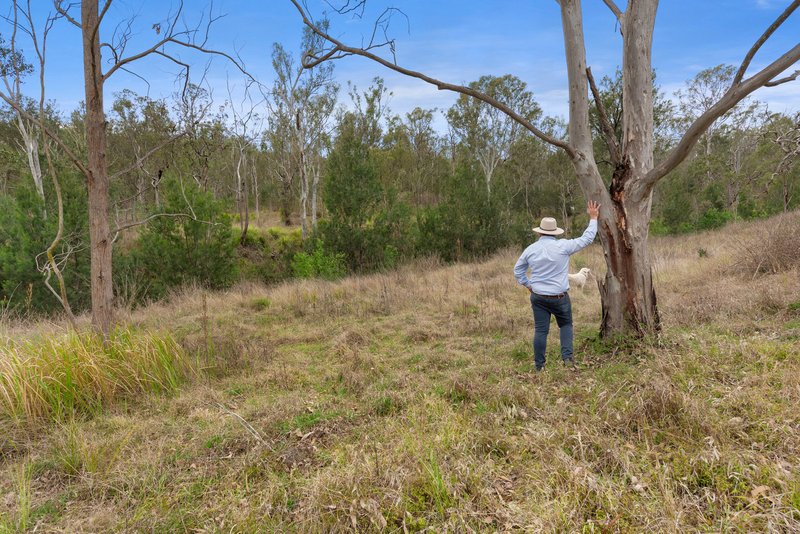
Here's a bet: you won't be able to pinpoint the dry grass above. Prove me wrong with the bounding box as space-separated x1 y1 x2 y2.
0 328 194 425
1 212 800 531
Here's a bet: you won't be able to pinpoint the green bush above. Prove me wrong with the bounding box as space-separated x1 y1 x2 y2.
698 207 733 230
116 177 236 301
236 227 304 284
0 174 90 315
291 240 346 280
320 114 415 272
417 167 511 262
649 218 670 236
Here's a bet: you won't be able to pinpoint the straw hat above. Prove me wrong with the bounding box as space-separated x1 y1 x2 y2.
532 217 564 236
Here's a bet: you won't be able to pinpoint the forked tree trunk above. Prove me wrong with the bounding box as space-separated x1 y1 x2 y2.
561 0 660 337
83 0 113 336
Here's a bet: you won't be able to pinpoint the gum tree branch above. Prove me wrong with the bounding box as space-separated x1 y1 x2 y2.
601 0 623 23
53 0 81 28
109 132 187 180
291 0 575 156
645 42 800 189
765 69 799 86
732 0 800 86
587 66 621 165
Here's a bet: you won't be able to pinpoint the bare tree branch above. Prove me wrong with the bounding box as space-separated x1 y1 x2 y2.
109 132 186 180
765 69 799 86
587 66 620 165
101 1 184 81
645 43 800 189
101 1 254 87
325 0 367 17
112 212 199 241
601 0 623 23
53 0 81 28
732 0 800 86
291 0 575 156
97 0 113 29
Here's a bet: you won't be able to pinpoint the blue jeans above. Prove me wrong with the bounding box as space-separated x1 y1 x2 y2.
530 293 573 370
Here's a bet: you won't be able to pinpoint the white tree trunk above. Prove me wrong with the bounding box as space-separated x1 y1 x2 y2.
299 146 309 238
252 155 259 218
17 116 46 215
311 160 320 231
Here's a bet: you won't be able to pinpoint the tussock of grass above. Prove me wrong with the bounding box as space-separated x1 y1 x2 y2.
730 211 800 277
0 328 194 424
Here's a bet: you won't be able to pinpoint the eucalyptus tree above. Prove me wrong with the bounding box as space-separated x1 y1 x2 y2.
382 107 447 206
0 4 78 323
717 108 771 211
765 112 800 212
0 34 48 214
446 75 541 196
268 24 338 235
292 0 800 337
0 0 252 335
226 82 264 243
675 64 763 187
109 90 177 217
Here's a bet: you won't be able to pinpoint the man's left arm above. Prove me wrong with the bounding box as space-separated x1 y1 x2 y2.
562 219 598 255
562 200 600 255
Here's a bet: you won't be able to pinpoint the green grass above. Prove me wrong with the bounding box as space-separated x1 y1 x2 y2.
0 328 194 424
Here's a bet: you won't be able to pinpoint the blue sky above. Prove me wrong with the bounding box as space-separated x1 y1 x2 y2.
11 1 800 130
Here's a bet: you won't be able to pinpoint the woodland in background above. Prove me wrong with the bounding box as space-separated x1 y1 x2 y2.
1 43 798 316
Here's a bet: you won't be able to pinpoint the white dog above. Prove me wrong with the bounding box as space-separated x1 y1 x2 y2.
568 267 592 291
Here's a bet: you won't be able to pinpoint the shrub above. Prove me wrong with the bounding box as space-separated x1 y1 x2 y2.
116 177 237 301
649 218 670 236
236 227 304 284
417 167 511 261
321 115 415 272
0 328 194 425
698 207 733 230
0 177 90 314
731 211 800 277
291 240 346 280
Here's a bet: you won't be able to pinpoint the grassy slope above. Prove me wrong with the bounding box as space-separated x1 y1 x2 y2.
1 215 800 532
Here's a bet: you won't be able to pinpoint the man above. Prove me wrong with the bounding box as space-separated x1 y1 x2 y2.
514 200 600 371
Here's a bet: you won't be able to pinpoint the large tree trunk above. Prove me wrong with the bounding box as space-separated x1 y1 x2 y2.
561 0 660 338
83 0 113 336
599 168 660 336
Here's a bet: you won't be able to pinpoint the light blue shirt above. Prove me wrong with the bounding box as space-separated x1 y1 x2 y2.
514 220 598 295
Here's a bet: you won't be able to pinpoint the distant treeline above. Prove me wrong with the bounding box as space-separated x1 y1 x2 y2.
1 59 798 315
